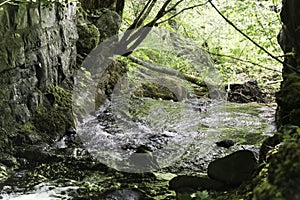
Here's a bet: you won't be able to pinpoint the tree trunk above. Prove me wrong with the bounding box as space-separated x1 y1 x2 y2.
276 0 300 127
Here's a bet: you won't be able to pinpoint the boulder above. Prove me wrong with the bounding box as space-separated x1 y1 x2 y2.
169 175 226 193
216 139 235 148
208 150 257 186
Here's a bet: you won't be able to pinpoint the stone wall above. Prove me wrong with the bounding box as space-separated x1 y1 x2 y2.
0 2 78 133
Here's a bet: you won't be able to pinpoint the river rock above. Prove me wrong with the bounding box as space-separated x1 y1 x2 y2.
208 150 257 186
227 80 265 103
169 175 226 193
101 189 148 200
216 139 235 148
129 145 159 172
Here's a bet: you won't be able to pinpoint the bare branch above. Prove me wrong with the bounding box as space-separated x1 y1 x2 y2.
129 0 157 29
165 0 184 13
0 0 12 7
119 0 208 57
149 0 172 24
157 1 210 25
119 0 174 56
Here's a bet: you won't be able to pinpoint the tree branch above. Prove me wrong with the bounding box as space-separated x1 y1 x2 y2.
208 0 300 74
157 1 210 25
128 55 206 87
129 0 157 29
119 0 175 57
207 51 282 73
0 0 11 7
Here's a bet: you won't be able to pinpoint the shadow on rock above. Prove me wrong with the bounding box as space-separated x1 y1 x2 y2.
169 150 257 197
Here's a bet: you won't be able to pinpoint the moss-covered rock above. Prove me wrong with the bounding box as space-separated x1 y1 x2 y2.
31 85 74 142
94 9 121 42
95 60 128 108
253 141 300 200
276 0 300 128
76 15 100 58
268 142 300 199
253 181 283 200
134 82 179 101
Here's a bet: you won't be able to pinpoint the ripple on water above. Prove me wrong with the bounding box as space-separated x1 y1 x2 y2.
1 182 79 200
76 98 276 173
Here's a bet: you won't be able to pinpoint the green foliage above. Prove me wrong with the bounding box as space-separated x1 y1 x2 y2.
194 190 211 200
122 0 283 91
177 191 211 200
280 125 300 142
133 49 192 74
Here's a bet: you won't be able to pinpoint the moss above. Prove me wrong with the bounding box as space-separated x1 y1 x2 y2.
253 140 300 200
134 82 178 101
19 122 37 135
253 181 283 200
45 85 73 109
32 85 74 142
76 21 100 56
268 142 300 199
95 60 127 108
276 74 300 126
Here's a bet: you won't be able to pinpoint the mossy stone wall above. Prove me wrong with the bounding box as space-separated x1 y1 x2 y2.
0 2 78 136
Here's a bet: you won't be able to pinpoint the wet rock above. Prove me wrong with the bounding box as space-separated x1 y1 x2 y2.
27 92 40 111
259 133 282 162
169 175 226 193
216 139 235 148
129 145 159 172
15 104 31 124
0 2 78 146
227 80 265 103
101 189 148 200
0 153 18 168
208 150 257 186
66 127 77 136
17 144 53 163
132 75 188 102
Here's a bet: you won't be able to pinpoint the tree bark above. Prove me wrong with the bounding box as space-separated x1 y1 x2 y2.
276 0 300 127
128 56 206 87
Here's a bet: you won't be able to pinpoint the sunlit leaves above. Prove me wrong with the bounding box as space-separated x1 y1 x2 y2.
123 0 283 90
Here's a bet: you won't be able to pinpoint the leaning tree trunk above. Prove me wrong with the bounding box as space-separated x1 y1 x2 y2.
276 0 300 127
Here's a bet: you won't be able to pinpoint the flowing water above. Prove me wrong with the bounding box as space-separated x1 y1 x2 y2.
78 97 275 173
0 98 276 199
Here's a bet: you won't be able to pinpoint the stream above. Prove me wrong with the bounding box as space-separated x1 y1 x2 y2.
0 97 276 199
